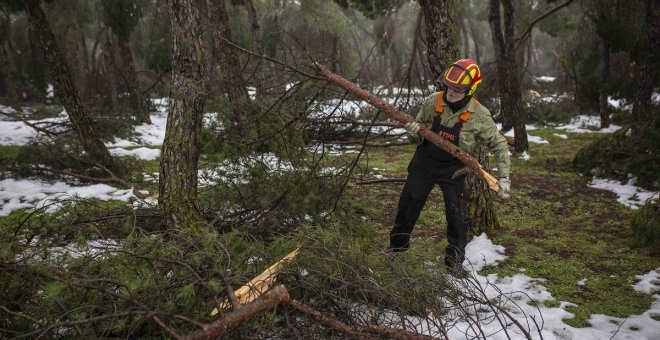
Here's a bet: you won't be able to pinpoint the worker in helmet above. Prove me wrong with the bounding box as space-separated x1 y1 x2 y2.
389 59 511 275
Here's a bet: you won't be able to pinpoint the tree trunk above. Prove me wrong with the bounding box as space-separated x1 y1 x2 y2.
0 9 19 102
22 0 117 171
243 0 261 54
489 0 528 152
465 145 499 235
242 0 264 94
102 32 120 114
118 39 152 124
631 0 659 132
457 10 470 58
468 19 481 64
159 0 208 230
206 0 251 136
27 25 47 97
599 39 610 129
418 0 458 81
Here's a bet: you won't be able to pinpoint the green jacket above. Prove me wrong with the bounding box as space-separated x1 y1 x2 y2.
408 92 511 178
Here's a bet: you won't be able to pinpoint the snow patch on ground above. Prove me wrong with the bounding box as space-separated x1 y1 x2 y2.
588 177 658 209
0 109 69 145
463 233 507 271
109 147 161 160
497 124 548 144
555 115 622 133
0 178 134 216
425 234 660 339
633 268 660 294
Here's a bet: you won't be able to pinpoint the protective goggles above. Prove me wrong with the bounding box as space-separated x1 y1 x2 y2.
437 63 474 93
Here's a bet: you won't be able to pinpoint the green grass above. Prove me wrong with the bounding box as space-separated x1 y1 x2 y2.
0 145 21 174
351 129 659 328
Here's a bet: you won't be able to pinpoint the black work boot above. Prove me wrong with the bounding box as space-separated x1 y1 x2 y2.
444 256 468 278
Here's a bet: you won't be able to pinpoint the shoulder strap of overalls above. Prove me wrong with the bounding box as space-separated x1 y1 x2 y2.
434 91 445 116
458 98 478 125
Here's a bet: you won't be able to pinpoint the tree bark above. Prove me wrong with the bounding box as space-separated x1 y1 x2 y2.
598 38 610 129
102 32 120 114
206 0 251 135
488 0 528 152
118 38 152 124
242 0 265 94
313 62 500 192
0 9 19 102
464 145 499 235
631 0 659 132
418 0 459 81
468 19 481 64
159 0 208 230
22 0 117 171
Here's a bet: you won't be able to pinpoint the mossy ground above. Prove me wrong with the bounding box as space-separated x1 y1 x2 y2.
350 128 659 328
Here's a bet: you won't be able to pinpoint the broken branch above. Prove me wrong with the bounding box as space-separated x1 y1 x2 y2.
183 285 290 340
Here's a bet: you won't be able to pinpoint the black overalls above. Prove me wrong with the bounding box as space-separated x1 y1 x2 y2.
390 93 476 268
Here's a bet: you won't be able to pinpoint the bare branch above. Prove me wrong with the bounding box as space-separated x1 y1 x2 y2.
515 0 574 48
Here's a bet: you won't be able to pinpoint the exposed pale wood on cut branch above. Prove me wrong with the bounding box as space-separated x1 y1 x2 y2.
183 285 289 340
210 248 300 316
312 62 500 192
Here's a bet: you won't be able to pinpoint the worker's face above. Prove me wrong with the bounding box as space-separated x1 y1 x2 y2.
446 88 466 103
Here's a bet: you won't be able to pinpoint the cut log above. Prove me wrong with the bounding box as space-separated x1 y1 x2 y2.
210 248 300 316
312 62 500 192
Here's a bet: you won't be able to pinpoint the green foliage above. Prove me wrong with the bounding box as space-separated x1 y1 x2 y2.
524 95 582 125
631 201 660 248
573 117 660 190
101 0 142 42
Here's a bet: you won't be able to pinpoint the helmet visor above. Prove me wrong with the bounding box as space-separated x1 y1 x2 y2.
439 64 473 93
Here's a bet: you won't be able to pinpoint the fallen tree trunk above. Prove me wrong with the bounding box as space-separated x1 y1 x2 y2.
183 285 290 340
312 62 500 192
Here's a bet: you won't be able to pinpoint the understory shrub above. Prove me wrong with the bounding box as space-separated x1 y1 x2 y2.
631 201 660 248
573 116 660 190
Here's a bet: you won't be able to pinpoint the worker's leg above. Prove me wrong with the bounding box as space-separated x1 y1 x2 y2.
438 173 468 268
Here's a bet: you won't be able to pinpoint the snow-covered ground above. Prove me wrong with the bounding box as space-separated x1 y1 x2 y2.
588 177 659 209
555 115 622 133
0 178 134 216
390 233 660 339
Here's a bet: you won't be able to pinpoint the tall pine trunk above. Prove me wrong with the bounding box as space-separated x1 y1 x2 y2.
419 0 458 80
489 0 528 152
0 9 19 102
159 0 208 230
206 0 251 136
118 39 152 124
599 39 610 129
22 0 117 171
631 0 659 132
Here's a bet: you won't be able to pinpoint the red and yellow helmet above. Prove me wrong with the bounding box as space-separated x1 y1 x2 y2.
439 59 482 96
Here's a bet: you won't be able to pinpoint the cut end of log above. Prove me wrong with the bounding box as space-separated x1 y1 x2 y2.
211 248 300 316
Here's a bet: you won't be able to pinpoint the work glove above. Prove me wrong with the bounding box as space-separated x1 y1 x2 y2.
498 177 511 200
404 121 421 135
